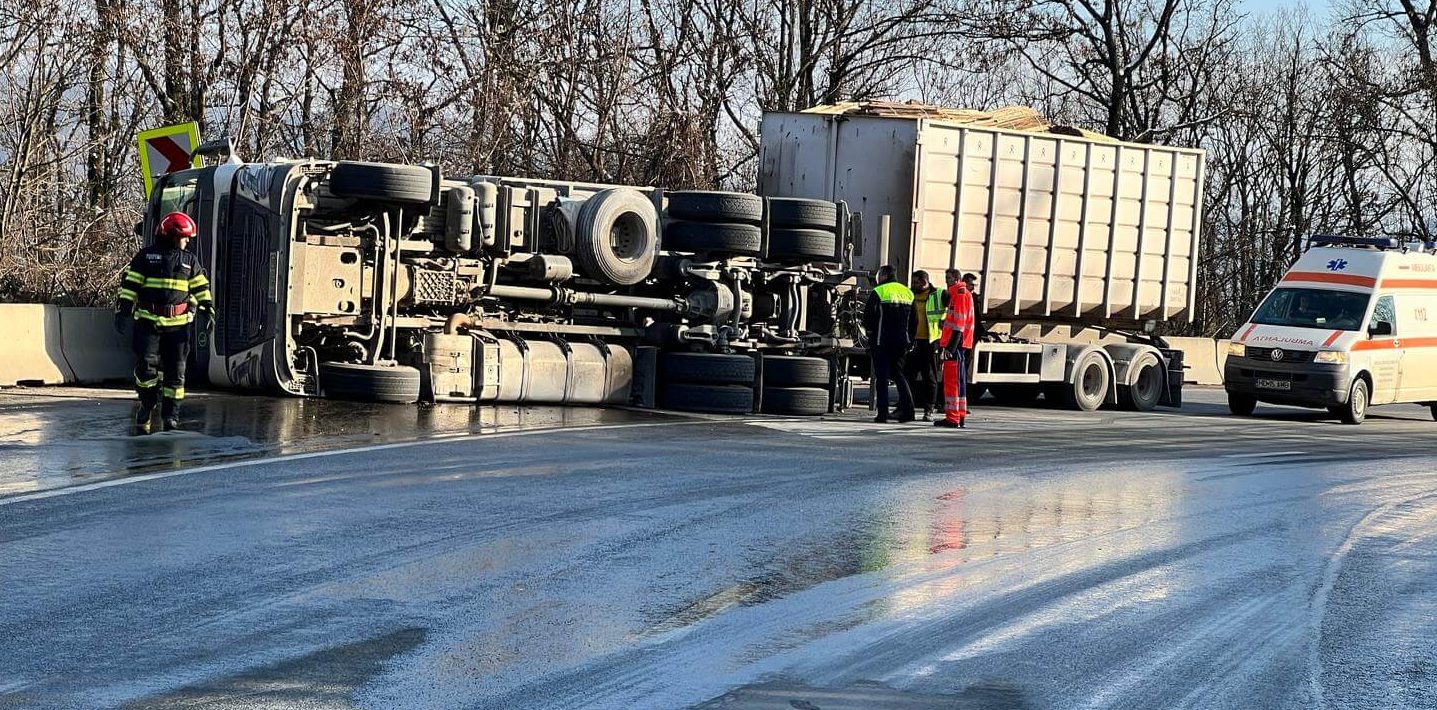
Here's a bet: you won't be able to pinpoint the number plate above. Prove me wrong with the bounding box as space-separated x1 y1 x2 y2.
1255 378 1291 391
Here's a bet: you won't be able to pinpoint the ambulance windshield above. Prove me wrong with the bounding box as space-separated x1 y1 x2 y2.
1251 288 1369 331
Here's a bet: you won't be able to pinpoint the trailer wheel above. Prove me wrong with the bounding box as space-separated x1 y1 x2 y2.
665 221 762 256
328 162 435 204
319 362 421 404
575 188 660 286
1340 377 1369 425
1117 353 1164 411
1063 351 1110 411
768 198 838 229
761 387 828 416
667 191 763 224
659 352 756 385
761 355 830 387
1228 392 1257 416
660 383 754 414
767 228 837 262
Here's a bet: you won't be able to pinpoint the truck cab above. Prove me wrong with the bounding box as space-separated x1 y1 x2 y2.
1224 236 1437 424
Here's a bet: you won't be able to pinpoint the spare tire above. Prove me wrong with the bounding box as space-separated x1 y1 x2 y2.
661 383 754 414
762 355 830 387
767 228 837 262
666 221 762 256
761 386 829 416
667 191 763 224
329 162 435 204
660 352 755 385
320 362 421 404
768 198 838 229
575 189 659 286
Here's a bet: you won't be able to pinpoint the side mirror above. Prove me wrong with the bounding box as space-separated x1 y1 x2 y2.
1369 320 1394 337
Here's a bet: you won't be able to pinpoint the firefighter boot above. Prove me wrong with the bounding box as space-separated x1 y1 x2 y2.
132 404 155 435
160 397 181 432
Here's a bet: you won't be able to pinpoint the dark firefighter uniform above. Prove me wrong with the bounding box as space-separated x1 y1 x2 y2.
116 212 213 433
864 273 916 422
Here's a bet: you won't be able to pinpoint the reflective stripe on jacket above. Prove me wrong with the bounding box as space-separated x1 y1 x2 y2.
940 283 975 351
117 245 213 328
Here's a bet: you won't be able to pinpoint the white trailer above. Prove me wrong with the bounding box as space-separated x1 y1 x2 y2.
759 106 1206 410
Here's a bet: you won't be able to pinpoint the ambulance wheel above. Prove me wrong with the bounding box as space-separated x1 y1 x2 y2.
1340 377 1369 425
1228 392 1257 416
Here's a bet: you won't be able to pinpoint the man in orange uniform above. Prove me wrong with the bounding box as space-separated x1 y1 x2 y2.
934 274 975 428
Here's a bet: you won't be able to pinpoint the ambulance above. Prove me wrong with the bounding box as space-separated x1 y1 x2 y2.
1224 235 1437 424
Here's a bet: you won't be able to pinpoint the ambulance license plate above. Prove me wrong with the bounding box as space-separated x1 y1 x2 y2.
1255 378 1291 391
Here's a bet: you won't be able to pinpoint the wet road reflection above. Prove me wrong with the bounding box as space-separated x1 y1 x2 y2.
0 388 673 497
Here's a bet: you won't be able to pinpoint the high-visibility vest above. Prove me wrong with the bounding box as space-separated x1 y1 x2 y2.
940 284 975 350
873 281 914 305
919 289 943 342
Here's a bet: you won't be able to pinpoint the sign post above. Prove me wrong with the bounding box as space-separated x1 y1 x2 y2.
137 122 202 197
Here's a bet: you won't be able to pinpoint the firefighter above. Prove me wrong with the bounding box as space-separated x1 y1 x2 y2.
906 270 944 420
114 212 214 434
935 273 975 428
864 264 916 423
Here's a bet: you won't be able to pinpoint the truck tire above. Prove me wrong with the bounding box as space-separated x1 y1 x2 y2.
661 383 754 414
761 355 830 387
768 198 838 229
1228 392 1257 416
665 221 762 256
667 191 763 224
1340 377 1369 425
761 386 828 415
659 352 756 385
329 162 435 204
575 189 659 286
1117 353 1164 411
320 362 421 404
1063 351 1110 411
767 228 837 262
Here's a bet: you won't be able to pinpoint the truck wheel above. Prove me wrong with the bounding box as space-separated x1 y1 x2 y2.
768 198 838 229
761 386 828 415
1341 377 1369 425
761 355 830 387
1063 351 1109 411
767 228 837 262
659 352 756 385
575 189 659 286
328 162 435 204
660 383 754 414
1229 392 1257 416
320 362 421 404
667 191 763 224
1117 353 1164 411
665 221 762 256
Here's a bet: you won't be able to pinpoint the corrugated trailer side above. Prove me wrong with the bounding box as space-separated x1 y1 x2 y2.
912 121 1204 324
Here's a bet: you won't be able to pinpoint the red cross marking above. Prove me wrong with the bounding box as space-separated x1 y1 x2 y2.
149 136 192 173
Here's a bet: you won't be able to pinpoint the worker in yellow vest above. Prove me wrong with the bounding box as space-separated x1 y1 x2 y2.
863 265 916 423
906 270 945 420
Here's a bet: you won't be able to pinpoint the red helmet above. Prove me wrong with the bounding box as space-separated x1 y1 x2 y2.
156 212 197 244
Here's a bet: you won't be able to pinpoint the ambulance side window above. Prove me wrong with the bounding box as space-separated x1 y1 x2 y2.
1369 295 1396 335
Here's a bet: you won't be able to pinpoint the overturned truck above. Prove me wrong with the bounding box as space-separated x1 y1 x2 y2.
148 157 859 415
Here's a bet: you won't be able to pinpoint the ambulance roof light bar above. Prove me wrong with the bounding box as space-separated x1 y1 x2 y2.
1307 234 1402 251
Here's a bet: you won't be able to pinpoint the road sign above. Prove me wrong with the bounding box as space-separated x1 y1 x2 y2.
137 123 201 197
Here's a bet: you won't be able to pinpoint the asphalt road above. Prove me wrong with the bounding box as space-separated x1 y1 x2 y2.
2 388 1436 709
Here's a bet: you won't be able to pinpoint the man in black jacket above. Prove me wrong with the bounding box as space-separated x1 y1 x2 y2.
864 265 916 423
115 212 214 434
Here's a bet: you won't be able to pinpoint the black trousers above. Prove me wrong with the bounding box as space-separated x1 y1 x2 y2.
132 321 190 418
906 340 941 411
871 344 914 419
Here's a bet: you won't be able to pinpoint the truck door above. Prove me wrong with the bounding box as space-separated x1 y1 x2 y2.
1364 295 1404 404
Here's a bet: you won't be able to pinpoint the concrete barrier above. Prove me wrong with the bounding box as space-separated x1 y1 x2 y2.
1165 336 1222 385
58 307 134 383
0 304 73 386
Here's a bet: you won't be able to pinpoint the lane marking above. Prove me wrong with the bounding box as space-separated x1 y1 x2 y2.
0 420 707 507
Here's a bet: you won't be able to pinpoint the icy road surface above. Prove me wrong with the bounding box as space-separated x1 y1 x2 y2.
1 388 1435 709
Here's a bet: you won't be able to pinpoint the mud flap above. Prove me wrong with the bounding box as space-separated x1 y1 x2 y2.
1162 348 1184 407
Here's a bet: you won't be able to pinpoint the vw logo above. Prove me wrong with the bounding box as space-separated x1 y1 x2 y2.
1270 348 1285 362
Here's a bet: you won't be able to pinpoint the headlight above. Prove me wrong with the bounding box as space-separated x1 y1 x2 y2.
1226 342 1246 357
1314 351 1348 364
